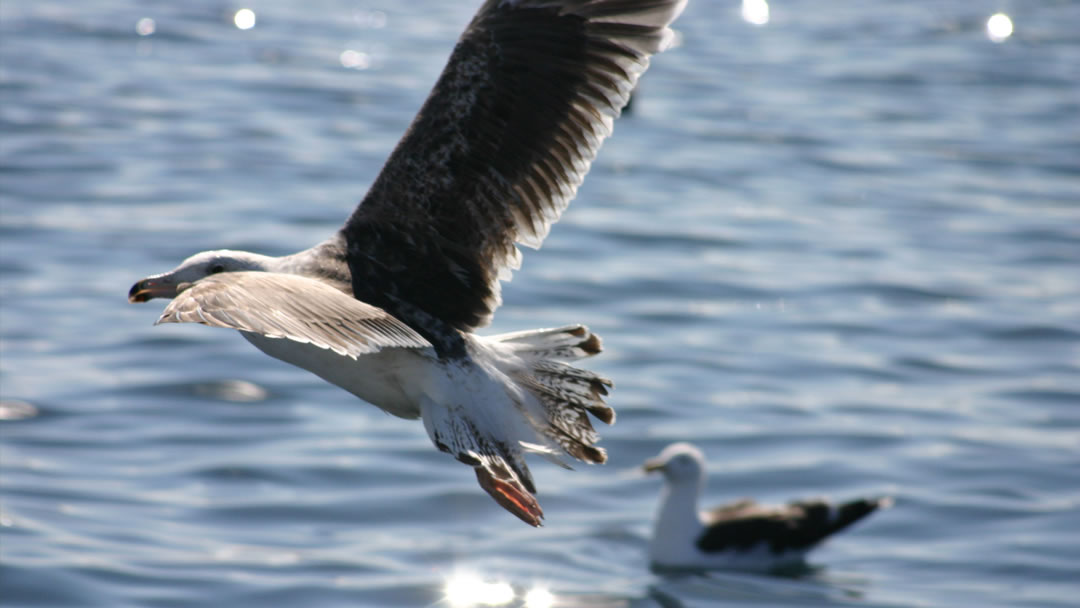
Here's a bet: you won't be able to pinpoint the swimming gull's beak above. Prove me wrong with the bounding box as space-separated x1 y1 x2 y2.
642 457 666 474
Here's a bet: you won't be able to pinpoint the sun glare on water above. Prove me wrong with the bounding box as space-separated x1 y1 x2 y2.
445 573 514 607
742 0 769 26
523 587 555 608
986 13 1013 43
234 8 256 30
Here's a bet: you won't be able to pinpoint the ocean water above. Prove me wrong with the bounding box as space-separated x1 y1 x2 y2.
2 1 1078 606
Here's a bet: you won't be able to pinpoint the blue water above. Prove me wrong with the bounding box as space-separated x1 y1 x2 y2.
2 1 1078 606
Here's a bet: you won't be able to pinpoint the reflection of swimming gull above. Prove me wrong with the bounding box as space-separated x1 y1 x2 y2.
644 443 890 570
128 0 687 526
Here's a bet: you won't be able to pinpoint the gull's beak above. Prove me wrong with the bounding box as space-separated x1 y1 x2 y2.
128 276 176 303
642 457 666 474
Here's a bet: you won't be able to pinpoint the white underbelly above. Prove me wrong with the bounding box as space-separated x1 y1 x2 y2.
241 331 429 419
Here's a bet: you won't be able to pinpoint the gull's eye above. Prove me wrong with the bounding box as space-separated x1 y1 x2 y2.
209 264 226 274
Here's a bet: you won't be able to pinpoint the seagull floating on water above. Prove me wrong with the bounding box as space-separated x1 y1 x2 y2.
644 443 890 570
128 0 687 526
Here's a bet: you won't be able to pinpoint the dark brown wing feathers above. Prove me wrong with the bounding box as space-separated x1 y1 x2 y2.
696 498 885 555
341 0 683 334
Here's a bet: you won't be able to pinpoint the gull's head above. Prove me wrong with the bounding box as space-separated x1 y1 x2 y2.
128 250 268 302
643 442 706 483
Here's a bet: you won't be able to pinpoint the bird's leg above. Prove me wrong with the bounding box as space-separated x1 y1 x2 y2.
475 467 544 527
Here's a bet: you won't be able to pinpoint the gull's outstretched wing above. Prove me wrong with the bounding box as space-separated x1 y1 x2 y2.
342 0 687 332
157 272 430 358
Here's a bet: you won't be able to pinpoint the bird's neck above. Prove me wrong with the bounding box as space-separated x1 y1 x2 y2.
244 252 280 271
650 475 705 562
273 236 353 295
657 476 702 528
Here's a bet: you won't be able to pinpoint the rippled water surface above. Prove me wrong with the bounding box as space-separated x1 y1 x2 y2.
2 1 1078 606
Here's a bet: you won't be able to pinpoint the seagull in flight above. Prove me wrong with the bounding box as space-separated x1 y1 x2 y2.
128 0 688 526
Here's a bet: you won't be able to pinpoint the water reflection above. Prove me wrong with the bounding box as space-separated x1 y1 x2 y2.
523 587 555 608
986 13 1013 43
0 399 38 421
234 8 256 30
741 0 770 26
445 573 514 607
434 558 871 607
340 49 370 70
135 17 155 37
442 574 558 608
192 379 268 402
354 9 387 29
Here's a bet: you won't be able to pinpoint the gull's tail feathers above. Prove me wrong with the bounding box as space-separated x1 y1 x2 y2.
422 326 614 526
494 324 615 466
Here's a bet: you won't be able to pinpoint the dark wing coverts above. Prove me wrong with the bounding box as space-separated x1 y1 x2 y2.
696 498 886 555
342 0 686 332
